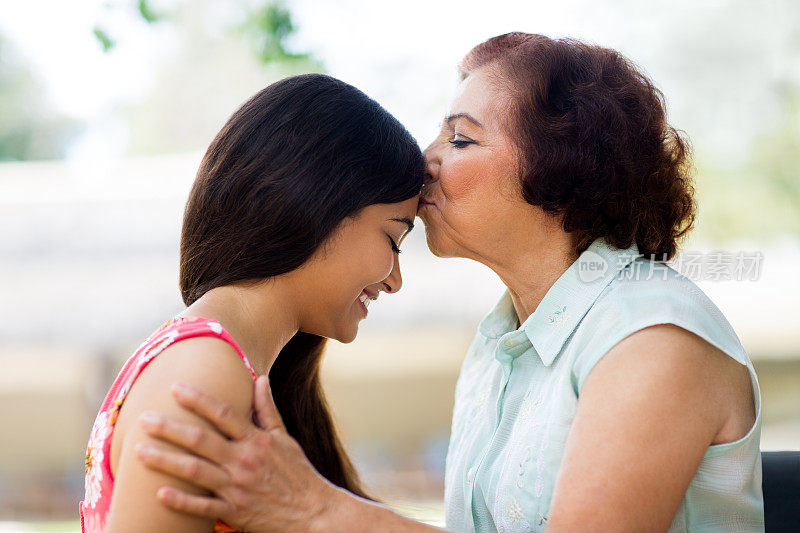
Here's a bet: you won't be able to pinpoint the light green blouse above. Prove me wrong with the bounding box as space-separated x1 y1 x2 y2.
444 237 764 532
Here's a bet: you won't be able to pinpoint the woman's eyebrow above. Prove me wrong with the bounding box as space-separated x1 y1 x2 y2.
389 217 415 235
446 112 483 128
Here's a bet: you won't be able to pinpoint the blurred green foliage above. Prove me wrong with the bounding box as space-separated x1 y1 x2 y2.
751 88 800 208
92 27 115 53
137 0 162 24
92 0 316 68
0 35 82 161
92 0 159 53
694 85 800 241
237 2 313 63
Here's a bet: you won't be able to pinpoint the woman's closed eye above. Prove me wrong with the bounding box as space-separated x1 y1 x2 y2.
449 133 474 149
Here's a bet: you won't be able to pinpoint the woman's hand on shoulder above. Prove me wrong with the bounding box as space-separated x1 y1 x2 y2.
135 376 449 533
134 374 345 533
105 336 254 533
547 324 742 532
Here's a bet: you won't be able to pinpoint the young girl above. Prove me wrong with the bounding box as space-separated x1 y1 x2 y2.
79 73 424 532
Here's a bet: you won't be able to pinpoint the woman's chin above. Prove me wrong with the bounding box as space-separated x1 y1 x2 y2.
424 228 453 258
421 213 456 257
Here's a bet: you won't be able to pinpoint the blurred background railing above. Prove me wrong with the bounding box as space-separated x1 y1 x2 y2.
1 0 798 530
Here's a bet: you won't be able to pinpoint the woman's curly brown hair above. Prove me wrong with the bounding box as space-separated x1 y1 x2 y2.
460 32 696 260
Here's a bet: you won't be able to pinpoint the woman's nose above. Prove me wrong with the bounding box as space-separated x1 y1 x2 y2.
422 142 440 184
423 159 439 187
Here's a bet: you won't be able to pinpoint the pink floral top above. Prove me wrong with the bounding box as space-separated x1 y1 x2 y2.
80 316 256 533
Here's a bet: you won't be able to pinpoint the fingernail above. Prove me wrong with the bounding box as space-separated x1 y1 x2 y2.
172 382 196 397
140 411 162 426
135 442 153 457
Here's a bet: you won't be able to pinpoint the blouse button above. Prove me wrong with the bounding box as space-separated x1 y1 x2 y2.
467 467 476 484
504 338 517 347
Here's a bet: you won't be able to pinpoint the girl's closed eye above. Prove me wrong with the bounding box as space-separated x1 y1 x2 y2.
388 236 402 254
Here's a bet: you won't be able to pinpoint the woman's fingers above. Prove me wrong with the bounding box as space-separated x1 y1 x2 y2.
139 411 231 465
156 486 232 520
170 382 251 440
135 442 230 493
253 375 285 432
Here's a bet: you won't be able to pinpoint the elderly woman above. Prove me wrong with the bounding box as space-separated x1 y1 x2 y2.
136 33 763 531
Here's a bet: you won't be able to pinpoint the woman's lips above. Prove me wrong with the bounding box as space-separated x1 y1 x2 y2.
417 198 434 212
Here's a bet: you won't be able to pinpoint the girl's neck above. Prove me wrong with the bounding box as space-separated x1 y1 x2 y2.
178 280 300 375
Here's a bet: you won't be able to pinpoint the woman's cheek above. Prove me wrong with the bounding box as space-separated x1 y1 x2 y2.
441 155 489 210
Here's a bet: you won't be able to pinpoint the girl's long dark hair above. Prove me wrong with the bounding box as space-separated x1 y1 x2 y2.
179 74 424 498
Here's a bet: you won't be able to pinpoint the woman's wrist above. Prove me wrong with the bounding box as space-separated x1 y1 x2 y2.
308 484 447 533
308 484 359 533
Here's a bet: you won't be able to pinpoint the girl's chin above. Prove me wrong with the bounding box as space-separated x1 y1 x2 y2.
338 324 359 344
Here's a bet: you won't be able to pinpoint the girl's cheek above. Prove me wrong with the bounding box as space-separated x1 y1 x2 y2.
362 245 393 286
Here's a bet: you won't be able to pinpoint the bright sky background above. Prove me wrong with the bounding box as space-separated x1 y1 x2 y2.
2 0 797 161
0 0 640 116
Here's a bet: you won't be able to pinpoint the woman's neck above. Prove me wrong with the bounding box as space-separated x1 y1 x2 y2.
483 230 578 327
178 280 300 375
